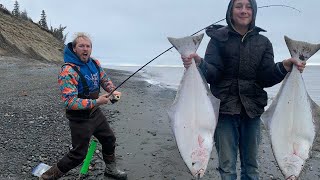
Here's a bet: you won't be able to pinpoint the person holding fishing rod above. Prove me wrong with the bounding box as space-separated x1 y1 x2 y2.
181 0 305 179
40 33 127 180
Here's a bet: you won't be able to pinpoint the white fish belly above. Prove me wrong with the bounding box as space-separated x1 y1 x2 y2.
169 64 218 178
265 69 315 178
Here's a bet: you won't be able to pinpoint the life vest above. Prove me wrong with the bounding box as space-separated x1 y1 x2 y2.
63 59 100 99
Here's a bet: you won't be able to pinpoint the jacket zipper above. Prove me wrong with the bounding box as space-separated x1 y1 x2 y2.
241 29 253 42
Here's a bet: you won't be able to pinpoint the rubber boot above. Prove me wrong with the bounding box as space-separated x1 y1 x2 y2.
39 164 64 180
103 153 127 180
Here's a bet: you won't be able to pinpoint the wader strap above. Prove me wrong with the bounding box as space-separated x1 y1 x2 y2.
92 59 100 76
69 65 90 96
63 60 101 97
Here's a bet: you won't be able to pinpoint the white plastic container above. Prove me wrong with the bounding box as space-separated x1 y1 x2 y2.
32 163 51 177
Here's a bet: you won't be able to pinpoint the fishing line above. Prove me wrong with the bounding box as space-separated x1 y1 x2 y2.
107 4 301 96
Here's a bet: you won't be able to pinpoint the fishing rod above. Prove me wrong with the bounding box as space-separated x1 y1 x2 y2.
106 18 223 99
107 4 301 97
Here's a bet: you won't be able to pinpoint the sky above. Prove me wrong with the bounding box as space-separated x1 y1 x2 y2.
1 0 320 66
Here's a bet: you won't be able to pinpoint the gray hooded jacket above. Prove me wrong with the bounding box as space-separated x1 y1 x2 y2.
199 0 288 118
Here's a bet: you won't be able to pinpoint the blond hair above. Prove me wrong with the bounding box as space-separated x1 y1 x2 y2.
71 32 92 48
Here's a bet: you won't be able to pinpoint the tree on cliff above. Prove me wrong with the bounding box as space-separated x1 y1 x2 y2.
50 25 68 43
38 9 67 43
0 4 11 15
12 0 20 17
20 9 31 21
39 10 48 29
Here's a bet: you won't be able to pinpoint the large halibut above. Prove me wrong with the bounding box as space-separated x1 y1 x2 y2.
167 34 220 178
261 36 320 179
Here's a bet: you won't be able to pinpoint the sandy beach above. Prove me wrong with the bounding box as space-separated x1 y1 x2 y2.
0 56 320 180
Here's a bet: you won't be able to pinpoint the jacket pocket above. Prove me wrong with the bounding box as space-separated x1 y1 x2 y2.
212 80 233 99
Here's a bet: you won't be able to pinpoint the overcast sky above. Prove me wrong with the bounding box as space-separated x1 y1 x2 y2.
1 0 320 66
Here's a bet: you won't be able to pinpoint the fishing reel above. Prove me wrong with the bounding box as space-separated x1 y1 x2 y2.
110 94 121 104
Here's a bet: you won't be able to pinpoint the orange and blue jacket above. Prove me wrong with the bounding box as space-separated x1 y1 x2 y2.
58 43 115 110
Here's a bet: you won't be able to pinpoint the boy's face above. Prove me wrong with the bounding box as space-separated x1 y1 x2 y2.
232 0 253 29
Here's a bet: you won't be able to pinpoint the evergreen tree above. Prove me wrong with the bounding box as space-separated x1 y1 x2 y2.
0 4 10 14
20 9 29 20
39 10 48 29
12 0 20 17
50 25 67 43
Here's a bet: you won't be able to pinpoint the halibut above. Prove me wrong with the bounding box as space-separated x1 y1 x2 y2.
261 36 320 179
167 34 220 178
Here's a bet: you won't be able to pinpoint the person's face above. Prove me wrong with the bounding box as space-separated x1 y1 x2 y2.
73 37 92 62
232 0 252 29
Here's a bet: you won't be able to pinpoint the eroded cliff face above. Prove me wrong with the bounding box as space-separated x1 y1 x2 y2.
0 8 64 63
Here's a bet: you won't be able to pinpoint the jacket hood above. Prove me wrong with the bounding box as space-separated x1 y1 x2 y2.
63 42 92 65
226 0 257 31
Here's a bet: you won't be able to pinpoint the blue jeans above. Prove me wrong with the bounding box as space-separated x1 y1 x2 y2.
214 113 261 180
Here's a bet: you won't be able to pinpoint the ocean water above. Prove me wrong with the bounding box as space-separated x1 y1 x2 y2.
265 65 320 104
105 65 320 104
105 65 185 90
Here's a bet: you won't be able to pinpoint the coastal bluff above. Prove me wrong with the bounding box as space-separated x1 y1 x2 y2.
0 8 64 63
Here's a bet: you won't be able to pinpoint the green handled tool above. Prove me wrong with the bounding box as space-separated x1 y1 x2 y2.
78 138 98 179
